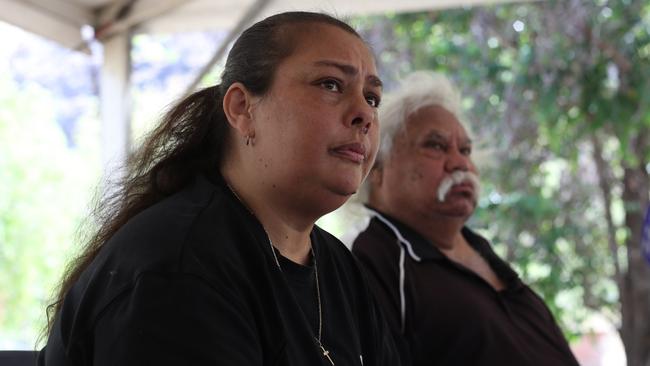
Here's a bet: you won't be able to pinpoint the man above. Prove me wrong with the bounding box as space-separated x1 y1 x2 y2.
352 71 579 366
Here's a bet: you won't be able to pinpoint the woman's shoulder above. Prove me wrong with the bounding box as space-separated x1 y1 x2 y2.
63 176 269 324
312 225 366 282
91 175 263 286
105 176 225 265
313 225 354 260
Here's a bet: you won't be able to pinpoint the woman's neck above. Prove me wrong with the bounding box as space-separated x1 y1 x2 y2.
221 165 315 265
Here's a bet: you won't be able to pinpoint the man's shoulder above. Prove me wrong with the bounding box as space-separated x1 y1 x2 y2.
352 216 399 252
350 217 404 275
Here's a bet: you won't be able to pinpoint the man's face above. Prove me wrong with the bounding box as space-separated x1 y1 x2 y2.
372 105 479 222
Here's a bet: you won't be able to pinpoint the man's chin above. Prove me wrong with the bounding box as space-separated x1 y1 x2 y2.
443 208 474 218
440 192 477 205
438 199 476 218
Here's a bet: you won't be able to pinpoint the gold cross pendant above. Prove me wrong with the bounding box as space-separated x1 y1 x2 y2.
319 344 335 365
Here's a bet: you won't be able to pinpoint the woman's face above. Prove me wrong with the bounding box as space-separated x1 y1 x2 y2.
249 24 382 215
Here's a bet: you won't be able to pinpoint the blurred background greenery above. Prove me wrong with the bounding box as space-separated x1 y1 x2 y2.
1 0 648 364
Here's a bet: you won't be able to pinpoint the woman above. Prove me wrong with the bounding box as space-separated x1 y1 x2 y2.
39 11 399 366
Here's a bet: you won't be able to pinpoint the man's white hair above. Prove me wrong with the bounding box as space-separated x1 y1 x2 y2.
376 71 471 164
341 72 475 241
351 71 471 204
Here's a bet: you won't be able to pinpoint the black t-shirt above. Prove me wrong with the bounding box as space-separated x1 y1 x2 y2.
278 252 319 337
39 176 401 366
352 208 580 366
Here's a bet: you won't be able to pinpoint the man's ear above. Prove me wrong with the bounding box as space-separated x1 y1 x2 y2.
223 82 256 137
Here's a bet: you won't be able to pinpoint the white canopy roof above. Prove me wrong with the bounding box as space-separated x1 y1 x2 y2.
1 0 528 51
1 0 532 176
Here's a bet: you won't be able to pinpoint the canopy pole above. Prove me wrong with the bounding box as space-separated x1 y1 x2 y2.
182 0 271 97
99 29 132 184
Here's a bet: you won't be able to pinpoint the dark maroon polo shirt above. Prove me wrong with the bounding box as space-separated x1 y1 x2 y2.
352 209 580 366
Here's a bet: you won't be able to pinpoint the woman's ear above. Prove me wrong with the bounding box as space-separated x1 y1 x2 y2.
223 82 256 137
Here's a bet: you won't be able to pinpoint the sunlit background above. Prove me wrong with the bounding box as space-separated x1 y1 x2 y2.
2 1 649 364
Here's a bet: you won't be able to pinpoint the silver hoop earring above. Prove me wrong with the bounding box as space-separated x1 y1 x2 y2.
245 134 255 146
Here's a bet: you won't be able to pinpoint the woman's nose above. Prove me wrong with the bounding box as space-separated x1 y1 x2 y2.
347 94 375 134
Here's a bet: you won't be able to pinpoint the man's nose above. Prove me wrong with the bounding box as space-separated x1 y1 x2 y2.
444 149 470 172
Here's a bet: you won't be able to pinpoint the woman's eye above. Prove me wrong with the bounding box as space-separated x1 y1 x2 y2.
460 147 472 156
366 94 380 108
321 79 341 92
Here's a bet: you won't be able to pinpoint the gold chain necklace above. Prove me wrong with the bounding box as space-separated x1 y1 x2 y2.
268 239 334 365
226 182 335 365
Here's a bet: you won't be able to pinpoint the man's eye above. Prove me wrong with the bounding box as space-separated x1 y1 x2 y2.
424 141 445 150
460 147 472 156
321 79 341 92
366 94 380 108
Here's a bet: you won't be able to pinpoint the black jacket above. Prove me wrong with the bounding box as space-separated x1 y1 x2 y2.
39 176 400 366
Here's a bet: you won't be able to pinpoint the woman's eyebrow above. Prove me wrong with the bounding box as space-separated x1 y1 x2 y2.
313 60 357 75
313 60 383 89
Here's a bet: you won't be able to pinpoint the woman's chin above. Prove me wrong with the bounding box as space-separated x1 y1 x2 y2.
316 183 357 211
329 177 362 198
298 174 362 215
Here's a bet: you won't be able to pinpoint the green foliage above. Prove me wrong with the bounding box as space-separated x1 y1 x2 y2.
0 75 100 347
353 0 650 341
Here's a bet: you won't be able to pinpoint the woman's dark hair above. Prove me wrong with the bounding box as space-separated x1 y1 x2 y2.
45 12 361 333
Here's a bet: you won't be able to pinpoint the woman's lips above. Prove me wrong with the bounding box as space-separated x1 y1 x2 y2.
330 142 367 164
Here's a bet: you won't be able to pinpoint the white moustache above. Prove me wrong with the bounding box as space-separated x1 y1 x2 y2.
437 171 481 202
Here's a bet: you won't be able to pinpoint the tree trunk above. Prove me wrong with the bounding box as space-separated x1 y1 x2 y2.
590 133 623 289
620 131 650 366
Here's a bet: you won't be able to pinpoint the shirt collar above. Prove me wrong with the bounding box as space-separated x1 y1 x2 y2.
365 206 445 261
365 205 523 289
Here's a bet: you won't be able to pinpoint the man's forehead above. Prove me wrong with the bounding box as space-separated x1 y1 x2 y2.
403 121 472 144
406 106 467 131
